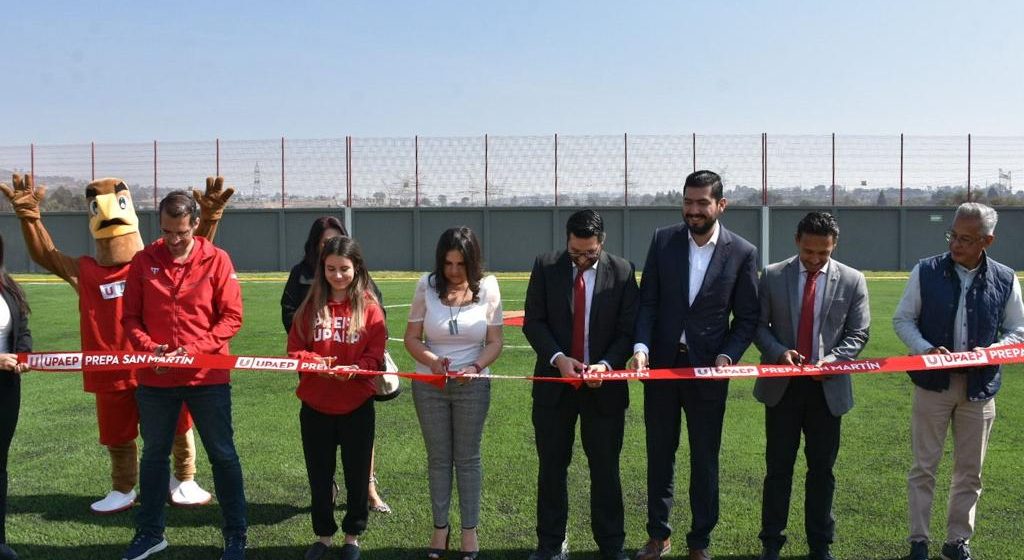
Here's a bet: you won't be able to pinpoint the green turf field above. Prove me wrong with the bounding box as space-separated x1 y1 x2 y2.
4 276 1022 559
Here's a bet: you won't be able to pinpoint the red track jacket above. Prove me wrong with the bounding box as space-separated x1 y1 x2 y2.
123 236 243 387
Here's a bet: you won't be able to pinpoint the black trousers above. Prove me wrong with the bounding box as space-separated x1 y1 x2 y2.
643 352 727 550
759 377 841 552
533 389 626 556
300 399 375 537
0 374 20 544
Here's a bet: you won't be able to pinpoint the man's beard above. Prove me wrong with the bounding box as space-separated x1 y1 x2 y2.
686 215 716 235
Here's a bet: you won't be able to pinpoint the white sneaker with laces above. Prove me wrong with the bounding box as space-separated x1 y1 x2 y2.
168 475 212 507
90 489 137 514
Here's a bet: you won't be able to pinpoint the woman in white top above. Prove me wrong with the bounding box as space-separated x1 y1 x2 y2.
404 227 503 560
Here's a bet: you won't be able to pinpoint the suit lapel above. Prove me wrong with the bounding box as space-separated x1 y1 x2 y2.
819 262 841 324
559 251 574 314
693 226 731 305
785 258 801 344
589 252 613 335
668 226 691 307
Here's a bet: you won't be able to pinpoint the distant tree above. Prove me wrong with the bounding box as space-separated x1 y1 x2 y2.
651 190 683 206
876 190 888 206
41 186 88 212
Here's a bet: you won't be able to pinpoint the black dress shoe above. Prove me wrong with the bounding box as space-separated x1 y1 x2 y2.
339 543 361 560
602 550 629 560
940 539 973 560
528 548 567 560
908 541 928 560
758 546 780 560
0 543 18 560
808 548 836 560
305 542 330 560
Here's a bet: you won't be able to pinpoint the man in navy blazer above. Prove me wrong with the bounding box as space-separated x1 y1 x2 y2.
632 170 760 560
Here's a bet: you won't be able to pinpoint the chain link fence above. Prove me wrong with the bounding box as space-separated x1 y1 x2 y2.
2 134 1021 210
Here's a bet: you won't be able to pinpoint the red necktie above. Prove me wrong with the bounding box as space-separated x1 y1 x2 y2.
796 270 819 363
571 269 586 362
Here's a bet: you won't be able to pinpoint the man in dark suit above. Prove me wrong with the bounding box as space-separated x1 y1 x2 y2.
524 209 639 560
632 170 760 560
753 212 869 560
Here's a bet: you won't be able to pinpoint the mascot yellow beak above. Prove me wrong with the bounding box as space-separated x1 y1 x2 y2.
87 178 140 240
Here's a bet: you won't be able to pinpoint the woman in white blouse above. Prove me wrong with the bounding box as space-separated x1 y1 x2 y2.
404 227 503 560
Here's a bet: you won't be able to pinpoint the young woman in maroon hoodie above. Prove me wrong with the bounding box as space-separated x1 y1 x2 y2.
287 236 387 560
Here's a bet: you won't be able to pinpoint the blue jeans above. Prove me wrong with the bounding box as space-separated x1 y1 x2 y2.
135 384 247 538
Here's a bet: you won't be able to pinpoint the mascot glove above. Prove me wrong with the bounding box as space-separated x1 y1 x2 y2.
195 176 235 222
0 175 46 220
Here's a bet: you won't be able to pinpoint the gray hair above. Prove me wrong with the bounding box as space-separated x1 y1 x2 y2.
954 202 998 236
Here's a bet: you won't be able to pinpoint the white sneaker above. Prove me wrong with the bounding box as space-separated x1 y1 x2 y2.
90 489 136 514
168 476 212 507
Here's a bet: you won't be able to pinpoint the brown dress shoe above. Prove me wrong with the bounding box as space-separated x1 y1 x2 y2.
634 538 671 560
687 549 711 560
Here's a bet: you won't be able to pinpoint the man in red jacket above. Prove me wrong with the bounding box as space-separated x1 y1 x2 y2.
120 191 247 560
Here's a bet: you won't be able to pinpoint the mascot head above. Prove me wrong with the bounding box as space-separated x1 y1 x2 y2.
86 178 144 266
87 178 140 240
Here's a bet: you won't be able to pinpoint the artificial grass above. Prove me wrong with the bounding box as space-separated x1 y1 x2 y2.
4 278 1021 559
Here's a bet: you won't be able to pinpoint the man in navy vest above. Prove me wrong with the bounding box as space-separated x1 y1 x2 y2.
893 202 1024 560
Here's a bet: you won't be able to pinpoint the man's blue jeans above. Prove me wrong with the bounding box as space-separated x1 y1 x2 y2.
135 384 247 538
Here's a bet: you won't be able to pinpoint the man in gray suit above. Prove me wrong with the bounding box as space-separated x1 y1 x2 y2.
753 212 870 560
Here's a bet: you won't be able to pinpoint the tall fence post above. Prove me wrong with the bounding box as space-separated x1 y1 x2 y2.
831 132 836 206
967 133 972 201
91 141 96 181
30 143 34 180
484 134 489 207
623 132 629 207
414 135 420 207
280 137 286 208
692 133 696 172
216 138 220 176
152 140 158 208
899 133 904 206
761 133 768 206
554 133 559 207
346 136 353 208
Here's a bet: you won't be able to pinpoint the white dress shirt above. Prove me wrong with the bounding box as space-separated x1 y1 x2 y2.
681 223 720 344
893 261 1024 355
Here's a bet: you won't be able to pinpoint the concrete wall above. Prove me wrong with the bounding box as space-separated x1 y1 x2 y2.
2 206 1022 273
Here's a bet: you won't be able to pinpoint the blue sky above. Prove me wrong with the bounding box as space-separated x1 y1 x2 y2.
2 0 1022 144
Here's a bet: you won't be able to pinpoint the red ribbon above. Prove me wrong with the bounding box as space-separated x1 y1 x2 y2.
16 343 1024 389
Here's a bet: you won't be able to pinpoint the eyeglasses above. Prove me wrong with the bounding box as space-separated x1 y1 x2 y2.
568 249 601 260
162 230 194 241
944 230 986 246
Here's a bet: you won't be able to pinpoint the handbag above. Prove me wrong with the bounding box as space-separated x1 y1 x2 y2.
374 350 402 401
